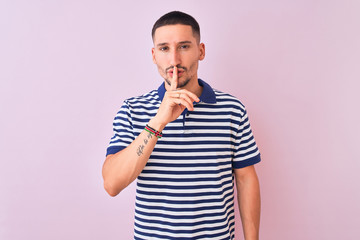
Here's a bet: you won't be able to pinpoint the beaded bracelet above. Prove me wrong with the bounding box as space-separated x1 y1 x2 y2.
144 124 163 138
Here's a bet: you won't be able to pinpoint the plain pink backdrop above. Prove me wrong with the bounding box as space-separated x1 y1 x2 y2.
1 0 359 239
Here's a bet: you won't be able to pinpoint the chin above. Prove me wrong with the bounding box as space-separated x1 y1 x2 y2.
178 78 191 88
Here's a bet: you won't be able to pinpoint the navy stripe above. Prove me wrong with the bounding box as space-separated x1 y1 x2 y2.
147 155 233 162
138 173 233 183
140 167 232 175
152 147 232 153
136 184 234 198
136 190 234 205
233 154 261 168
137 178 233 190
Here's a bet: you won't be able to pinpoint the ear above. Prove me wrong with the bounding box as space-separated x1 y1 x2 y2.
199 43 205 61
152 48 157 64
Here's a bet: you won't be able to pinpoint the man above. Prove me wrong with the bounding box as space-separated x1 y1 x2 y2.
102 11 261 240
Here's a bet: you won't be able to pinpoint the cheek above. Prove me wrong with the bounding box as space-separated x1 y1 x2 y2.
156 63 167 78
155 55 168 68
185 52 200 66
188 59 199 72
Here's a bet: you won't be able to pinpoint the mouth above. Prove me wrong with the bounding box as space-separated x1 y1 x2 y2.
168 68 185 77
169 71 184 78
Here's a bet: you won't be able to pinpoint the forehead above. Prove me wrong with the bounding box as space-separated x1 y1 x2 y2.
153 24 197 44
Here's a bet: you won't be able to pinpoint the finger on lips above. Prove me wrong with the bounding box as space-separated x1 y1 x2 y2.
171 66 178 91
167 66 200 111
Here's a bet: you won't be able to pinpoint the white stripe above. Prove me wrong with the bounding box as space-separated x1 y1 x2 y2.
153 143 233 149
145 159 232 165
142 164 230 172
151 151 233 157
235 150 260 161
158 136 237 142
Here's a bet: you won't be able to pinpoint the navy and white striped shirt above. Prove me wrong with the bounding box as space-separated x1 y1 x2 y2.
107 79 261 239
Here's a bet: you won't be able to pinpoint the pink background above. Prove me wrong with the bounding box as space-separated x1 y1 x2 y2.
1 0 359 239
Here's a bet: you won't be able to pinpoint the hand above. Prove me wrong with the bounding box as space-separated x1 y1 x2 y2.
151 66 200 130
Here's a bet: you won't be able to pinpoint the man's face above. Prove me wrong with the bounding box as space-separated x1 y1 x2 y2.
152 24 205 89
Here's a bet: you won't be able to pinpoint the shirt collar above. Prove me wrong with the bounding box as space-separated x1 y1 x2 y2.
157 79 217 104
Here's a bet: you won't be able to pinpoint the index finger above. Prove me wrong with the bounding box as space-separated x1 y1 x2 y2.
170 66 178 91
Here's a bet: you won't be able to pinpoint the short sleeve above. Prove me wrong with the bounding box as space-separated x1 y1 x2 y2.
106 100 135 156
232 108 261 168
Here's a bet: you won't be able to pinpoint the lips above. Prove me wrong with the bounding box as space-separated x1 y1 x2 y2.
168 69 185 74
168 70 184 78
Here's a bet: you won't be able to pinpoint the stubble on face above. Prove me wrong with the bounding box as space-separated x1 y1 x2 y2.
164 66 189 88
160 63 197 89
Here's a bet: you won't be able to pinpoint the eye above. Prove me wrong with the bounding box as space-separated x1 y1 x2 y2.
159 46 169 51
180 45 190 49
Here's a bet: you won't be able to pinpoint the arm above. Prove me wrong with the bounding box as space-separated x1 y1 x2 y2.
102 119 162 197
102 67 200 196
234 165 261 240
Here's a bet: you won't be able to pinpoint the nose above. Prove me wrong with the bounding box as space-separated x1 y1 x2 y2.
169 48 181 67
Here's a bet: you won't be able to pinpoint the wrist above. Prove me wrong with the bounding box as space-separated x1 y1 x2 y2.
148 118 166 132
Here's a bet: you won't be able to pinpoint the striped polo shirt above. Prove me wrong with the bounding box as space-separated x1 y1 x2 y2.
107 79 261 240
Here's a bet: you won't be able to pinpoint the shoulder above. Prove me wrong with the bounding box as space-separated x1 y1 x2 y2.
213 89 247 115
118 90 161 116
124 89 160 105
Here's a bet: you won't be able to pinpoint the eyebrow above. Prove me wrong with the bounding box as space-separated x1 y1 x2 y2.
156 41 193 47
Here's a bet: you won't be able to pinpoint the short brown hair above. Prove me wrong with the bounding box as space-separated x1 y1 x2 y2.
152 11 200 42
